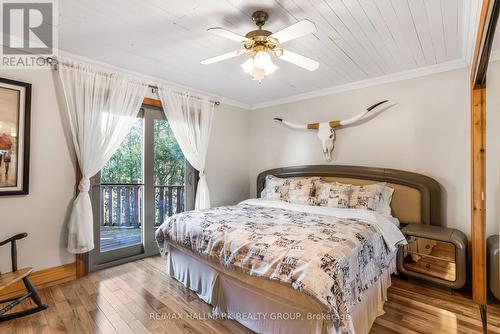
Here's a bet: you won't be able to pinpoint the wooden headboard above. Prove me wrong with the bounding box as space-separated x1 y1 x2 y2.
256 165 442 226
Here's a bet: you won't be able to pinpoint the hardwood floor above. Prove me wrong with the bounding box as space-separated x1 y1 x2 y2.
1 255 499 334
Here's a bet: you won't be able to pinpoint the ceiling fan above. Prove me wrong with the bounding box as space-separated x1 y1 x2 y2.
200 10 320 82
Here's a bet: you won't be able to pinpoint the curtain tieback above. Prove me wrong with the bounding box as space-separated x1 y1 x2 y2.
199 170 206 178
78 177 91 192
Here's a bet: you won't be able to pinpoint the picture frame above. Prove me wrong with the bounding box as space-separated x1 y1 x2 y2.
0 77 31 196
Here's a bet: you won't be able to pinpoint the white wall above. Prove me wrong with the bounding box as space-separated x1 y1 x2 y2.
0 69 75 273
206 104 250 207
249 67 473 235
0 71 250 273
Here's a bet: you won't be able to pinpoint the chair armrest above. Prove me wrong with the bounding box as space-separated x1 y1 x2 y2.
0 233 28 247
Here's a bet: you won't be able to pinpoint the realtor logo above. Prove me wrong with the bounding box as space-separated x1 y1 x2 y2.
1 0 57 68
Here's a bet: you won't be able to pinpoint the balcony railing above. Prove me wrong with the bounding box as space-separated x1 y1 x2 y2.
100 184 185 227
155 185 184 227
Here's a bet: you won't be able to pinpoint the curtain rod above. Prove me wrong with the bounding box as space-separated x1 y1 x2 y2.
45 56 221 106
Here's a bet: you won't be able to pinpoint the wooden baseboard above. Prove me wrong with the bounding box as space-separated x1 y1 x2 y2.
0 263 76 299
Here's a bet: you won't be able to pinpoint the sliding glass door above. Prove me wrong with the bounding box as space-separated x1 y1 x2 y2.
89 106 195 271
97 115 144 259
152 117 195 234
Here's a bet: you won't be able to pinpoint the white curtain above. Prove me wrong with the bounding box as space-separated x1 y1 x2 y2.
58 62 148 254
156 87 215 210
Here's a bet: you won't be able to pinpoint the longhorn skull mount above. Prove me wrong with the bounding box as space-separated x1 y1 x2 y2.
273 100 390 161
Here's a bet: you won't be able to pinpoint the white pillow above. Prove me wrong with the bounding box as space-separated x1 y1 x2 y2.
377 185 395 216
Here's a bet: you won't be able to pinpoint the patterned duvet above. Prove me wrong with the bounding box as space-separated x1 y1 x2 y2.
155 202 397 333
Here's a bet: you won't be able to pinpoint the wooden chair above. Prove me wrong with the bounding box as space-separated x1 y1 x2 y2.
0 233 47 322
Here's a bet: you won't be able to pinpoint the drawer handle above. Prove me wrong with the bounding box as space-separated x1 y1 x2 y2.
425 264 431 269
425 244 431 249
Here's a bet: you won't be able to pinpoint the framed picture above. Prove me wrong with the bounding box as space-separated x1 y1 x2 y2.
0 78 31 195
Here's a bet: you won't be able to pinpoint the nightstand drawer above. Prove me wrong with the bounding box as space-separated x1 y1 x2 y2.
402 237 456 282
397 225 467 289
404 236 456 261
402 253 456 281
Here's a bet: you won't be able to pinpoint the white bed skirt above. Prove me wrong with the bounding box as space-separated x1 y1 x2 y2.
166 244 393 334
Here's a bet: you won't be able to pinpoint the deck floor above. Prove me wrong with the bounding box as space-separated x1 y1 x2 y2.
1 255 499 333
100 227 142 251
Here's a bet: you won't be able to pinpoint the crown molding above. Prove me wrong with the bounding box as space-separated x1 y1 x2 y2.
249 59 469 110
54 50 251 110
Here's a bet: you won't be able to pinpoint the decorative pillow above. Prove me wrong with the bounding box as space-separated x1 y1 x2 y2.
314 180 351 208
377 185 395 216
261 175 292 201
286 177 320 205
348 183 385 211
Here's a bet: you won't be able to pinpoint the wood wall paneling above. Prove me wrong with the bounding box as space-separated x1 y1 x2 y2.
471 0 492 84
469 0 499 332
75 254 86 279
75 165 87 279
471 86 487 305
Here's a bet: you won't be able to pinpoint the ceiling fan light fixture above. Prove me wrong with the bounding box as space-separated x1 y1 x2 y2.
241 51 278 81
202 11 319 82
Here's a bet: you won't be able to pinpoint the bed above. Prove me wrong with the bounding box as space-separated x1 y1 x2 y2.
155 165 442 334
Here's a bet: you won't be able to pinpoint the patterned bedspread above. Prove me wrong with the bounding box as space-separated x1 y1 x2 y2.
155 203 396 333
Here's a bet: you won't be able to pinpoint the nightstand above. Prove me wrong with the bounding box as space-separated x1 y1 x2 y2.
487 235 499 300
397 224 467 289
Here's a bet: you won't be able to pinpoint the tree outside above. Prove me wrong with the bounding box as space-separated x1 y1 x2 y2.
100 118 186 228
153 119 185 187
101 118 144 184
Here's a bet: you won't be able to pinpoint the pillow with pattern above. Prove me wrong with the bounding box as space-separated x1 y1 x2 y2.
261 175 292 201
348 183 385 211
286 177 320 205
314 180 352 208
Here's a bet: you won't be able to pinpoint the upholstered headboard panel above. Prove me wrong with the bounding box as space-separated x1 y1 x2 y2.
256 165 442 226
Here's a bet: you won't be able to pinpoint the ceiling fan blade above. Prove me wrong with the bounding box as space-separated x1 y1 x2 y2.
269 19 317 44
207 27 249 43
276 49 320 71
200 50 247 65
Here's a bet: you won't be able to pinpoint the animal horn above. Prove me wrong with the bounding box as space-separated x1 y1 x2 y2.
338 100 389 127
273 117 309 129
274 99 389 130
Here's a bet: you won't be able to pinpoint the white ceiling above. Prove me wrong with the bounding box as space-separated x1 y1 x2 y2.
58 0 474 106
